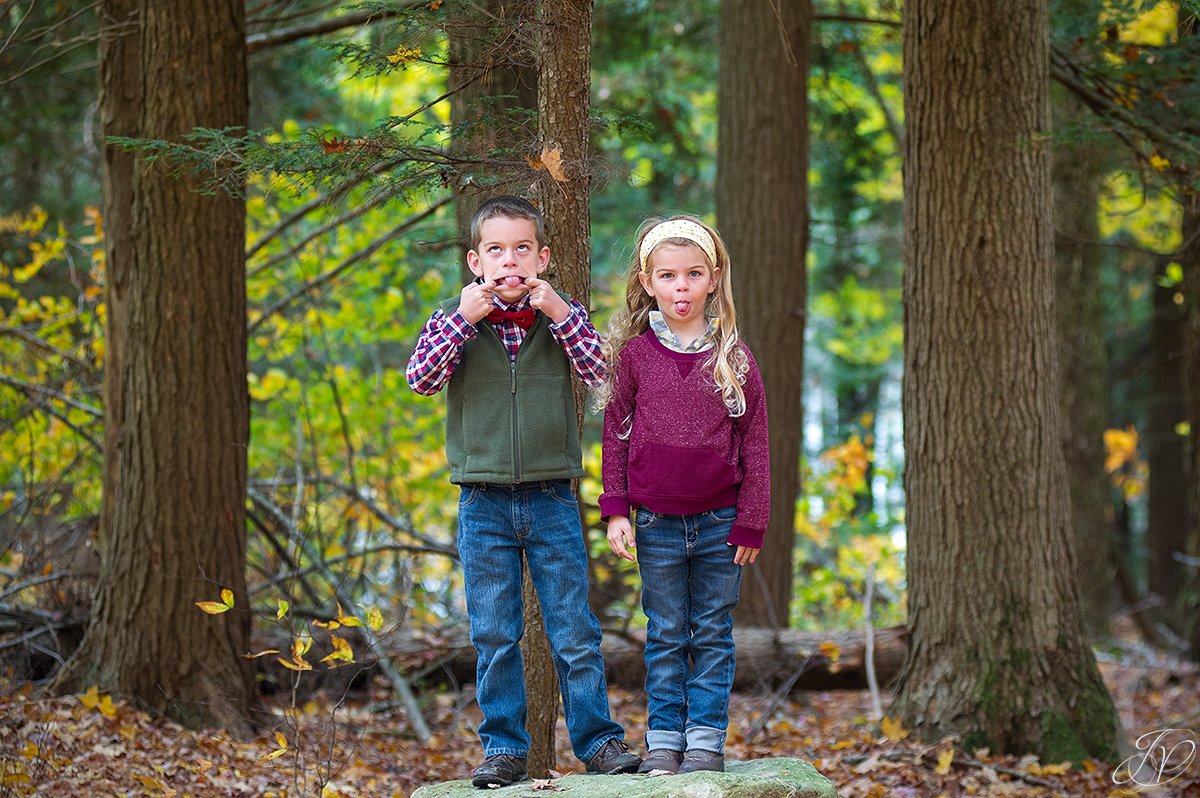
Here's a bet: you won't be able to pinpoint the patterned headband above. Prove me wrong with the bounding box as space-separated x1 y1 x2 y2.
638 219 718 273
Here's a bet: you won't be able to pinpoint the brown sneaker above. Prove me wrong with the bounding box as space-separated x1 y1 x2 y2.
585 738 641 774
677 749 724 773
637 748 684 774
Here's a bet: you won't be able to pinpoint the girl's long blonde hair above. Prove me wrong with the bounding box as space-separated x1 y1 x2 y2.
594 215 750 417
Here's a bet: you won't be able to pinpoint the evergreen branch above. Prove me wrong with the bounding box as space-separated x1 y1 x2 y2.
248 194 453 333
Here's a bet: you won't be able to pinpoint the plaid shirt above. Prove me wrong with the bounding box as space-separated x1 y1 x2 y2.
406 291 606 396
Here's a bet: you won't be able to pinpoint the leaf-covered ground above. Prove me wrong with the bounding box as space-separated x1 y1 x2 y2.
2 647 1197 798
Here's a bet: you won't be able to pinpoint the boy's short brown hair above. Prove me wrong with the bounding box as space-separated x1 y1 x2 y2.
470 195 545 250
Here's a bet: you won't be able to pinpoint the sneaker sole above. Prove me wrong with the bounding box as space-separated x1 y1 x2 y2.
471 772 527 788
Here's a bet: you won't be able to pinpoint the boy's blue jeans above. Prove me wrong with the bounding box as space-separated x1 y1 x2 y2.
457 480 624 762
635 505 743 754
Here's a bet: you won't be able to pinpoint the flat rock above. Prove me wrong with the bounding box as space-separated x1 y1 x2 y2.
410 758 838 798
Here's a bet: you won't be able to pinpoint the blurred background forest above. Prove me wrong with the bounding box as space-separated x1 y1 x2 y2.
2 0 1200 790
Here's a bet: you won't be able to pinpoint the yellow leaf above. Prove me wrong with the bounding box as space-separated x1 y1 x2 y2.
276 599 289 621
935 748 955 774
277 657 312 671
243 649 281 659
220 589 234 607
195 601 232 615
80 685 101 709
336 603 362 627
262 730 289 760
41 561 53 576
98 694 117 719
363 606 384 631
320 636 355 665
20 741 37 759
1150 154 1170 172
818 641 842 663
880 715 909 741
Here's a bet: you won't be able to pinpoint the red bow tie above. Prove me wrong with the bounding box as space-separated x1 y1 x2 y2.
485 307 538 330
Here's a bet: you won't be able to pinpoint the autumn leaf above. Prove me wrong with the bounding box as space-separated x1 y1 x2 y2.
320 635 355 666
527 145 569 183
278 636 313 671
276 599 289 621
263 731 289 760
320 135 348 154
361 605 384 631
1103 425 1139 473
879 715 909 741
935 748 954 774
243 649 281 659
1149 153 1170 172
80 686 118 719
335 603 363 627
195 588 235 615
819 640 842 674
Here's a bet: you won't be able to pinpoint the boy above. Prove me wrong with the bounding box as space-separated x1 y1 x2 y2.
406 196 640 788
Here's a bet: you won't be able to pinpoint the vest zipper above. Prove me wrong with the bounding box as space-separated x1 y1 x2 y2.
510 360 521 482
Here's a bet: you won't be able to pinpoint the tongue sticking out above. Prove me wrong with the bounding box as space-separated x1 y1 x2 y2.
674 301 691 315
498 276 524 288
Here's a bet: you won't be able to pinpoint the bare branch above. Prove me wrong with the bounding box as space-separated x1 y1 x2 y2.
248 194 454 333
246 5 423 53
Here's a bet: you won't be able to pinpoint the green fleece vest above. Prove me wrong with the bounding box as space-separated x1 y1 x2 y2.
439 294 584 484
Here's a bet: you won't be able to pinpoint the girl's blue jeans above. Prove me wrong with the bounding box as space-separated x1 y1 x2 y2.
457 481 624 762
635 505 743 755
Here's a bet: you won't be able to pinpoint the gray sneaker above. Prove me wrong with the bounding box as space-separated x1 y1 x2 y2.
638 748 684 774
677 749 725 773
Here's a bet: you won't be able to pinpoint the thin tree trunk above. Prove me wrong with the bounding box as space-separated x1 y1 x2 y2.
1146 256 1189 618
1181 182 1200 662
894 0 1119 761
525 0 593 776
56 0 257 734
1052 80 1114 639
717 0 809 630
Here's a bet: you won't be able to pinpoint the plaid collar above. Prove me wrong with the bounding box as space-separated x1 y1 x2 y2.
477 277 533 312
648 310 715 353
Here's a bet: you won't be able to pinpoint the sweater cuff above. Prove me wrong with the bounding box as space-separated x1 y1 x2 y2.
728 523 764 549
598 495 630 521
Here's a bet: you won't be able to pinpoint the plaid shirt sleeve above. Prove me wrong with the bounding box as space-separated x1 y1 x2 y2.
405 308 477 395
547 299 606 388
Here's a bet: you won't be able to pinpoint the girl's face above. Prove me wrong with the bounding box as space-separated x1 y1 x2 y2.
638 243 717 328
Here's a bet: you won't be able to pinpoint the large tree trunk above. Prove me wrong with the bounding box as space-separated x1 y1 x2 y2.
1146 257 1189 619
448 0 538 277
56 0 257 735
1052 79 1114 640
894 0 1120 761
96 0 138 582
717 0 809 629
525 0 593 776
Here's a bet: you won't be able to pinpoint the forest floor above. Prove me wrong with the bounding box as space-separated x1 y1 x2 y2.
2 638 1198 798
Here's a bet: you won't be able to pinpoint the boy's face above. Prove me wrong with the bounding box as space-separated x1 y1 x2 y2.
467 215 551 305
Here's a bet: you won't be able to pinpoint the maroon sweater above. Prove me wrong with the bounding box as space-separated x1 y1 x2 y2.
599 330 770 548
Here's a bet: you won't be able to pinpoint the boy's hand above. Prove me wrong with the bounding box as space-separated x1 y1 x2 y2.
524 276 570 324
606 516 636 561
457 281 495 325
733 545 760 566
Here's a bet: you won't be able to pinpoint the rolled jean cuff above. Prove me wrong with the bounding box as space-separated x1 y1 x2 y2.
482 746 529 758
645 730 686 752
685 726 727 753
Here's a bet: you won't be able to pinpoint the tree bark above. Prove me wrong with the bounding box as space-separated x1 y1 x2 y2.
1146 257 1189 618
894 0 1120 761
448 0 538 277
96 0 138 586
717 0 809 629
525 0 593 776
55 0 258 735
1052 79 1114 640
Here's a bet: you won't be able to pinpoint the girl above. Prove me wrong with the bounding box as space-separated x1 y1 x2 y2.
596 216 769 774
